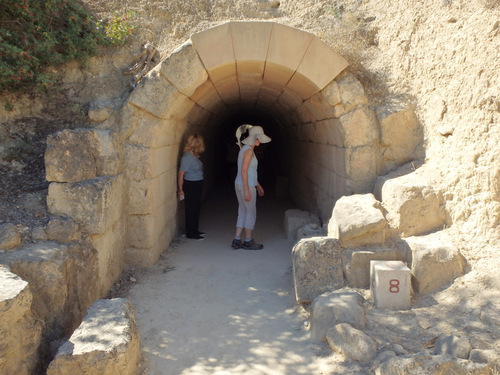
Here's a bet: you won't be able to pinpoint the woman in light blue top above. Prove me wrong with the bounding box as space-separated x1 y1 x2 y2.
232 126 271 250
178 134 205 240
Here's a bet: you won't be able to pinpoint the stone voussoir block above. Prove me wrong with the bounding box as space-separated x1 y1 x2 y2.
292 237 343 303
47 298 140 375
328 193 386 248
159 41 208 97
128 66 181 119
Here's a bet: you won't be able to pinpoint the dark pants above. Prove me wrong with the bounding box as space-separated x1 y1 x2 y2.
183 179 203 237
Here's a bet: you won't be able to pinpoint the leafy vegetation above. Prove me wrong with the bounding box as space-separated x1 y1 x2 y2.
0 0 134 95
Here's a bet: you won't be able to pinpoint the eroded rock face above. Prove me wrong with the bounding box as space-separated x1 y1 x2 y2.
0 265 42 375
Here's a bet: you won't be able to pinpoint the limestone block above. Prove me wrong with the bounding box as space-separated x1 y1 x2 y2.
404 233 466 295
47 299 140 375
190 79 223 111
326 323 377 362
264 23 314 89
330 73 369 117
338 107 380 148
91 219 125 297
125 215 176 267
45 129 97 183
0 265 42 375
231 22 272 69
310 289 366 342
284 209 321 242
126 170 177 215
45 129 121 183
434 334 471 359
374 170 446 237
0 241 99 338
191 22 236 83
328 194 386 248
128 66 181 119
47 175 124 235
124 144 177 181
292 237 343 303
126 197 176 249
46 217 80 243
0 223 21 250
379 109 423 174
345 146 379 193
214 76 240 104
290 36 348 96
343 246 408 288
160 41 208 97
296 223 326 242
374 353 492 375
127 114 180 148
370 260 411 309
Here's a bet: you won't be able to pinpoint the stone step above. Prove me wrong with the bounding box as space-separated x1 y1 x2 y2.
0 264 42 375
47 298 140 375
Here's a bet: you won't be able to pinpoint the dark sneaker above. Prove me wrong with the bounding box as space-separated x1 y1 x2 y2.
243 239 263 250
231 239 243 249
197 231 205 237
187 235 204 240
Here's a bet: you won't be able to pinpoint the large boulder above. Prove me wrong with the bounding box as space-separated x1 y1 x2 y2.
400 232 466 295
328 193 387 247
326 323 377 362
292 237 343 303
0 265 42 375
310 289 365 342
374 167 446 237
47 299 141 375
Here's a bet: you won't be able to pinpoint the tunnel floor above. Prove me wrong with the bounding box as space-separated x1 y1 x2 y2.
126 187 359 374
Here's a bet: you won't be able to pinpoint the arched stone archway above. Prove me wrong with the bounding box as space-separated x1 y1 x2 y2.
46 21 421 294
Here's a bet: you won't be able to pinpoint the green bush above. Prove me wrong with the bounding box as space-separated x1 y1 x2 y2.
0 0 134 94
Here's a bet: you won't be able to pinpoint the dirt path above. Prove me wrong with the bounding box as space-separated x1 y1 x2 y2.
127 188 359 374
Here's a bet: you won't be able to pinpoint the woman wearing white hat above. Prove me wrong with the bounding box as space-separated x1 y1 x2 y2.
232 125 271 250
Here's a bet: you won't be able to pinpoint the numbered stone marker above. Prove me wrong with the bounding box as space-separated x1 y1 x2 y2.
370 260 411 309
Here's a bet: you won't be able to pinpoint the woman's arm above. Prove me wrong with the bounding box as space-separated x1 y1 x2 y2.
178 170 185 200
241 149 253 201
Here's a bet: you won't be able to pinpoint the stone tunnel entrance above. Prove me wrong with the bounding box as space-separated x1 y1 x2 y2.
46 21 422 295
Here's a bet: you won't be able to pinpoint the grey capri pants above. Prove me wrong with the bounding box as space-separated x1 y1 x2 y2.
235 183 257 230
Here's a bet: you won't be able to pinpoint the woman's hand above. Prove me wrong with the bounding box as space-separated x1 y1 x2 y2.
245 188 251 202
257 184 264 197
